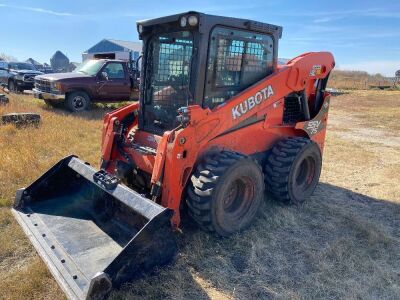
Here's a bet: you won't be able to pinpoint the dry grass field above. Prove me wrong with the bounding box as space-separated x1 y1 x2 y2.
329 70 397 90
0 90 399 299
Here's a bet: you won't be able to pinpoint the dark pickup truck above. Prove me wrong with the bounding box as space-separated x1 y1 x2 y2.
0 61 43 92
33 59 139 112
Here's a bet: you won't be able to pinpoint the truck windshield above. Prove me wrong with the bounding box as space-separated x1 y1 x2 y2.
9 63 37 71
143 31 193 133
74 60 104 76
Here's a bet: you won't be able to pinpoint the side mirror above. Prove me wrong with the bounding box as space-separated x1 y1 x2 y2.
100 72 109 81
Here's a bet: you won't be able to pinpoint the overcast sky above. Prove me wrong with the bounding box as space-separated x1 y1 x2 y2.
1 0 399 76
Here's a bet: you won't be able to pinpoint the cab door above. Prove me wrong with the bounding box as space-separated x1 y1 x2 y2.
96 62 131 101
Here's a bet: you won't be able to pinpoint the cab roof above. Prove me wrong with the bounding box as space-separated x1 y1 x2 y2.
137 11 282 38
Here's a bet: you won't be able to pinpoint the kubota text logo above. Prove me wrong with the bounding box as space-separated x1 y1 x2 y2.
232 85 274 120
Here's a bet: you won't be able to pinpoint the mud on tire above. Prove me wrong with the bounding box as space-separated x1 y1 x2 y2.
186 151 264 237
265 137 322 204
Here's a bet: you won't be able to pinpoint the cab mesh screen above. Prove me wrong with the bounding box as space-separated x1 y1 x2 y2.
144 31 193 132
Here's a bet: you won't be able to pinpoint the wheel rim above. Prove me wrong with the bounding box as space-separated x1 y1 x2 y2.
72 96 86 111
294 156 316 192
222 176 255 218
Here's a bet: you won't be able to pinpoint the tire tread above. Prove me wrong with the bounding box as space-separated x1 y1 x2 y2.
265 137 315 203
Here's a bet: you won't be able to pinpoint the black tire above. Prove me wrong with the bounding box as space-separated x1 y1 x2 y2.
8 80 16 93
1 113 41 128
187 151 264 236
265 137 322 204
65 91 91 112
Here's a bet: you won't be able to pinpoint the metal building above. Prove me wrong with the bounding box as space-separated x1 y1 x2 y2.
25 58 43 69
82 39 141 62
50 51 70 72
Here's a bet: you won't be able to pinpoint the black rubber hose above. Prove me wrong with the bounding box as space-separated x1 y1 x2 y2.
314 72 330 117
301 91 311 121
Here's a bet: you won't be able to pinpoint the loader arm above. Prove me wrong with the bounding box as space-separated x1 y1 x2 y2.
101 102 139 166
194 52 334 137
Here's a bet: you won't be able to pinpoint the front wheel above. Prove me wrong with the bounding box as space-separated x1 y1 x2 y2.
65 91 91 112
8 80 16 93
187 151 264 236
265 137 322 204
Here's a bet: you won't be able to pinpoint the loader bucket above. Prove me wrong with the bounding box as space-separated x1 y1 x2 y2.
12 156 177 300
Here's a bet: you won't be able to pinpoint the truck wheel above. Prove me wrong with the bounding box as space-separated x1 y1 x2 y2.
265 137 322 204
186 151 264 237
65 91 91 112
8 80 16 93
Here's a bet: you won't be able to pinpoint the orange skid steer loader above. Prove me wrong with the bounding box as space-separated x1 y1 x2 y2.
12 12 335 300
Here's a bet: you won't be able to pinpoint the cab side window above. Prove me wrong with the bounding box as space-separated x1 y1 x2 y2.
204 27 274 109
103 63 125 79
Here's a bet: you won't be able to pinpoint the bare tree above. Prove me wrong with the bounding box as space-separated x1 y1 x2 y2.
0 53 17 62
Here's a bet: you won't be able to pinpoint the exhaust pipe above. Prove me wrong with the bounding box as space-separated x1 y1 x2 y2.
12 156 177 300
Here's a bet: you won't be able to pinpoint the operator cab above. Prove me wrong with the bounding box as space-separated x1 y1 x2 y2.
137 12 282 134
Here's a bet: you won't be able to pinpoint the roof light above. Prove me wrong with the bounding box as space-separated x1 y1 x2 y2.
179 16 187 27
188 15 198 26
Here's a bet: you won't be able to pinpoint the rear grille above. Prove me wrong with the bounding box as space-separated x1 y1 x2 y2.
35 78 51 93
283 95 303 124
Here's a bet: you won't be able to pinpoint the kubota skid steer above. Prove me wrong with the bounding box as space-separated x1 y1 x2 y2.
12 12 335 300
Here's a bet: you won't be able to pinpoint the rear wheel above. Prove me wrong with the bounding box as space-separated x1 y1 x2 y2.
65 91 91 112
265 137 322 204
187 151 264 236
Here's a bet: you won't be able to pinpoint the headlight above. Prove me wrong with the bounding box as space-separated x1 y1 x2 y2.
179 16 187 27
138 24 143 33
51 81 62 92
15 74 24 80
188 15 198 26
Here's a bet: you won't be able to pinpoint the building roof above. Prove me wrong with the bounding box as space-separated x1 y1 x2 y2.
26 58 42 66
84 39 141 54
51 50 69 61
107 39 142 52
